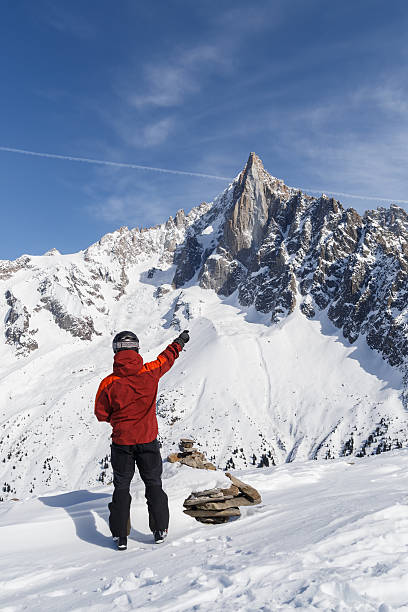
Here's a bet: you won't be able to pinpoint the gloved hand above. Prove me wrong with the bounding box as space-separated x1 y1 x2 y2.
174 329 190 349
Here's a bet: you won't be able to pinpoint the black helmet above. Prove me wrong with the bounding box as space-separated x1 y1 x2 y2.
112 330 140 354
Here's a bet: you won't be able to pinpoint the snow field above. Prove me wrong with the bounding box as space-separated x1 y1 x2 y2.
1 451 408 610
1 280 407 501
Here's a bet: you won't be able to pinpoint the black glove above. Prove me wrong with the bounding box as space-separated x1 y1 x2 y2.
174 329 190 349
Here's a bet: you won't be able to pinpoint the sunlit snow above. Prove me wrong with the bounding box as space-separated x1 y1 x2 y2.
1 451 408 610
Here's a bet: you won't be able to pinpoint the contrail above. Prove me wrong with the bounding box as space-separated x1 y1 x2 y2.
0 146 231 181
302 187 408 205
0 145 407 205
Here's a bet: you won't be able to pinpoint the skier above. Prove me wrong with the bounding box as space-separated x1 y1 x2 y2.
94 329 190 550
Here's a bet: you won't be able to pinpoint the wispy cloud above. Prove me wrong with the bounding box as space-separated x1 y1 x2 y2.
127 45 225 109
111 116 176 149
353 81 408 117
105 42 231 149
106 6 285 151
142 118 174 146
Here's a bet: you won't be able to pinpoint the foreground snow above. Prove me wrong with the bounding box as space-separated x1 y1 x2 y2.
1 451 408 611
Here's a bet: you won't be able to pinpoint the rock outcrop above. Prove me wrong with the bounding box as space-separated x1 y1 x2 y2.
4 290 38 355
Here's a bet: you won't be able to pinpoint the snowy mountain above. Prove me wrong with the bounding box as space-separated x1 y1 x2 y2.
1 152 408 501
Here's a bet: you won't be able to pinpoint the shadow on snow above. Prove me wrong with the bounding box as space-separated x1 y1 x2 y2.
39 490 152 548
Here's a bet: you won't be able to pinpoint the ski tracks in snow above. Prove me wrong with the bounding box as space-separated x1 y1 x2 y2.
254 336 272 418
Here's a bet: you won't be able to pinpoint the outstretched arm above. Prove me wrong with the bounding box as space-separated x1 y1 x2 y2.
143 330 190 379
142 342 181 378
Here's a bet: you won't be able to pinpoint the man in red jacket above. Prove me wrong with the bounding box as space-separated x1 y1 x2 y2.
95 329 189 550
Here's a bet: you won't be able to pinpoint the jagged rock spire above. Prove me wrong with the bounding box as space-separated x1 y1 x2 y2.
240 151 266 178
224 152 279 263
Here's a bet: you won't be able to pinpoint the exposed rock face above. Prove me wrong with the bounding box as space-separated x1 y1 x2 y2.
40 295 99 341
0 201 211 355
199 250 247 296
4 290 38 355
36 270 103 341
172 235 203 289
224 152 290 265
0 256 32 281
169 153 408 387
166 292 192 331
195 153 299 304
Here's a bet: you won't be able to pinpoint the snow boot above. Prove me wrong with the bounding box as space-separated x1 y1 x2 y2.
153 529 168 544
117 536 127 550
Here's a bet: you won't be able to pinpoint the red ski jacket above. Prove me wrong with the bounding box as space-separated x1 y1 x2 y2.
94 341 181 444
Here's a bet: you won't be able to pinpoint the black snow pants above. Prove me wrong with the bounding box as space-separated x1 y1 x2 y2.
109 438 169 538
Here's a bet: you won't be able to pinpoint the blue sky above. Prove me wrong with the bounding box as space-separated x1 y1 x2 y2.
1 0 408 260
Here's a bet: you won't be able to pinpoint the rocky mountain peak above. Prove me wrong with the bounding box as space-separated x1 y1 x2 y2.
237 152 291 199
2 153 408 501
43 248 61 257
175 209 187 229
220 153 293 265
240 151 266 179
195 153 298 297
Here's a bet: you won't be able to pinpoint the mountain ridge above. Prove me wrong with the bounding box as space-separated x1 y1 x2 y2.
1 153 408 501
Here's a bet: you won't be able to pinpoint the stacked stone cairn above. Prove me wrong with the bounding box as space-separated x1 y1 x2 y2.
168 438 262 523
167 438 216 471
183 472 262 524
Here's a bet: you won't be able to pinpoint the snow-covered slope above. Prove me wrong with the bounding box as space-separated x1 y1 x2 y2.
1 153 408 501
1 450 408 611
